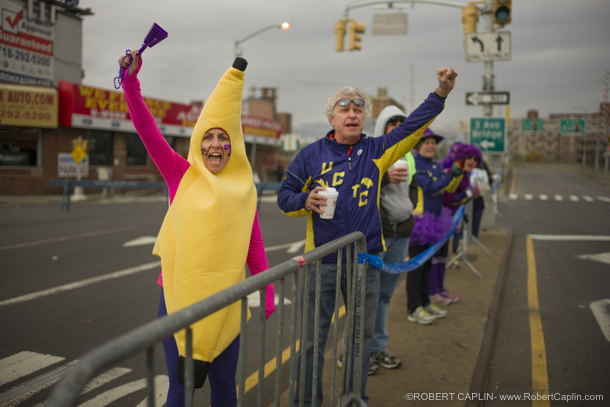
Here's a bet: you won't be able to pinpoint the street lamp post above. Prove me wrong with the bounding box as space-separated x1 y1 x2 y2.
233 22 289 174
234 22 290 58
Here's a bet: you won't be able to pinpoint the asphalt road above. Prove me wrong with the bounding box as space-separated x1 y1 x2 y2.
485 166 610 405
0 196 308 407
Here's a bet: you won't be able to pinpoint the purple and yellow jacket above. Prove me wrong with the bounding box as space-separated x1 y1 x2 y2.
278 92 444 262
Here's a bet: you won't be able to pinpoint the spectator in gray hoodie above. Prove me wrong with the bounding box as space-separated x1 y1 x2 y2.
369 105 419 371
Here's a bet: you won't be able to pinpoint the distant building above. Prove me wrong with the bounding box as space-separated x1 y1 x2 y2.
370 87 405 120
507 103 609 165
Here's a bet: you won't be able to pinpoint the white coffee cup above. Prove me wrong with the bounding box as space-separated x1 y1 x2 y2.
392 159 409 181
319 187 339 219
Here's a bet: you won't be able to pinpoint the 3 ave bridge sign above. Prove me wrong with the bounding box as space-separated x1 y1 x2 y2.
470 117 506 154
466 91 510 106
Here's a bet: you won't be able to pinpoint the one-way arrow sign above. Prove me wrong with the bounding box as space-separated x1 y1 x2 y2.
466 91 510 106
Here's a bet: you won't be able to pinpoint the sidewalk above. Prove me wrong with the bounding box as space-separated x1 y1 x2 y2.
274 226 512 407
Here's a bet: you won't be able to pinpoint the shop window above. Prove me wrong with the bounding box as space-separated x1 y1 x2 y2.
126 133 147 166
0 127 39 167
88 130 113 165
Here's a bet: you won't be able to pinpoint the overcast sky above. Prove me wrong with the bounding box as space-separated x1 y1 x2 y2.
81 0 610 139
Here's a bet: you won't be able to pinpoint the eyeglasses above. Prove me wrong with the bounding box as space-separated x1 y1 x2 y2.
387 116 405 125
334 98 365 108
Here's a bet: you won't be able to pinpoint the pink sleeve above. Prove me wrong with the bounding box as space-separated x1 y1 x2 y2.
122 63 188 188
247 210 276 319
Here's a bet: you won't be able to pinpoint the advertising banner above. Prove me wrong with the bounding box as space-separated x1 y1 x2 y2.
0 82 57 127
0 0 54 86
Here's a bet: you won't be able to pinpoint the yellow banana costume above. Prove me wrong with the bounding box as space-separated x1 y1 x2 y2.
153 59 256 363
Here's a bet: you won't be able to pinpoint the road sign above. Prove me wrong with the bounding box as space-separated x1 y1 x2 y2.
71 145 87 164
466 91 510 106
522 120 544 131
372 13 407 35
465 31 511 63
470 117 505 154
560 119 585 134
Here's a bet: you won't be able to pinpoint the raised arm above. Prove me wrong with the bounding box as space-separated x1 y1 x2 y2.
120 50 187 187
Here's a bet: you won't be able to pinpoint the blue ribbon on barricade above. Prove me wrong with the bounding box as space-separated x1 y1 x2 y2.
358 205 465 274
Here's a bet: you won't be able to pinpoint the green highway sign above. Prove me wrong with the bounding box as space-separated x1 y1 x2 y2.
522 120 544 131
470 117 505 154
560 119 585 134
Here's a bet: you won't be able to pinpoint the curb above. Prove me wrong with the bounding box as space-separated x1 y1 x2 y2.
466 227 514 407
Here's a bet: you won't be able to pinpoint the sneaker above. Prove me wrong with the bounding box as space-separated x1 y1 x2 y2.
372 349 402 369
424 303 448 319
441 290 460 304
430 293 452 306
368 360 379 376
338 354 379 376
407 306 435 325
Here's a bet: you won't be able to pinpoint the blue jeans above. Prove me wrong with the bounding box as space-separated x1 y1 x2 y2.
372 236 410 353
294 261 380 407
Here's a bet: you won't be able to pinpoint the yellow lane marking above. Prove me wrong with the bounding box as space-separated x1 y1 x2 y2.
237 305 346 396
510 168 517 195
526 236 550 407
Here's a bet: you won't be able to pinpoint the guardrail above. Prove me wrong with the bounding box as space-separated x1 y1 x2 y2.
45 231 370 407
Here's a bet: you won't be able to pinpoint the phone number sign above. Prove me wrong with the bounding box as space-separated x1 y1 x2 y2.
0 83 58 127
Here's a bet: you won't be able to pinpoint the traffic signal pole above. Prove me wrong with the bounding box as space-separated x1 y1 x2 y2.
483 0 494 117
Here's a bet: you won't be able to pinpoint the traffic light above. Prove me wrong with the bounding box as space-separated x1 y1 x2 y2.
348 19 365 51
335 20 346 51
461 3 479 47
493 0 512 26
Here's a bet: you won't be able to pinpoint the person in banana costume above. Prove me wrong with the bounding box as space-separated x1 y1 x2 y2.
120 52 275 407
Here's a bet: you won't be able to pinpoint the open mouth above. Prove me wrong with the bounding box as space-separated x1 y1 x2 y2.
208 153 222 164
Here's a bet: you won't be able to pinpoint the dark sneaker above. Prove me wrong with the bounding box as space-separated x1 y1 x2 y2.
368 359 379 376
372 349 402 369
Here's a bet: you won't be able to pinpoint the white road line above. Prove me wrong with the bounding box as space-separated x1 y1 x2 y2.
0 226 137 251
0 261 161 307
590 299 610 343
539 194 548 201
265 239 306 253
509 193 518 200
0 361 77 406
524 194 533 200
123 236 157 247
554 195 563 201
583 195 594 202
597 196 610 203
570 195 579 201
576 252 610 265
0 352 64 387
134 376 170 407
77 375 168 407
81 367 132 394
529 235 610 241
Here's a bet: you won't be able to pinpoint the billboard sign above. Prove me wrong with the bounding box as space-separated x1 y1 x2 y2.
0 0 54 86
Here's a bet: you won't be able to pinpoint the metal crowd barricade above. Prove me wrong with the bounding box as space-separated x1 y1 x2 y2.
45 231 369 407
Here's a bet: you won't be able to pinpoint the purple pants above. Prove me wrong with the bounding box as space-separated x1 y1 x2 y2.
158 291 240 407
429 242 449 296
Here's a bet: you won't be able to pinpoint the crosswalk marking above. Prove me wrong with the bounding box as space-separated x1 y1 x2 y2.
554 195 563 201
597 196 610 203
0 352 168 407
583 195 594 202
570 195 579 202
0 352 64 387
0 361 77 406
510 193 518 200
77 375 168 407
540 194 548 201
81 367 132 394
525 194 533 200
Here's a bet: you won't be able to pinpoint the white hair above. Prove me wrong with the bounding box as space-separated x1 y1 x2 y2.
324 86 371 118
